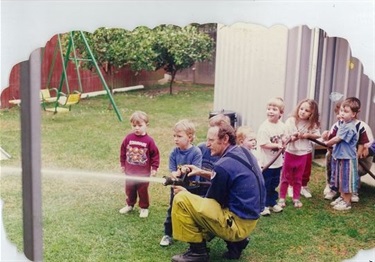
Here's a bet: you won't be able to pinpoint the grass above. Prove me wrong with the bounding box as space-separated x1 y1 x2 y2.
1 84 375 262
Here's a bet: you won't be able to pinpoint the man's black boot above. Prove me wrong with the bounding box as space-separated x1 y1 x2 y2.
222 238 250 259
171 242 209 262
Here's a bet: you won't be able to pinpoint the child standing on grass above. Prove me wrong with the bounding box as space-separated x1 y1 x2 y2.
257 97 286 215
278 98 320 208
323 97 371 203
321 101 343 199
119 111 160 218
324 99 360 211
160 119 202 247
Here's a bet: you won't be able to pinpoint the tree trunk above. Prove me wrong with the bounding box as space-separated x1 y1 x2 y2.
169 71 177 95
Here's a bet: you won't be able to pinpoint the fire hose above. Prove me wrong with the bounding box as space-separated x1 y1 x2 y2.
261 137 292 172
162 167 212 187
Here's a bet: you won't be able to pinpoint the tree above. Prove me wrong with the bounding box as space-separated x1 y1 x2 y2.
63 24 215 96
125 26 158 72
152 25 215 94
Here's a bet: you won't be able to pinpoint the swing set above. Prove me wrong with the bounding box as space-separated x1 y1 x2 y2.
43 31 123 121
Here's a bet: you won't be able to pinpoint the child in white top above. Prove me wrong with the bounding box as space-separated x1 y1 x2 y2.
278 99 320 208
257 97 287 215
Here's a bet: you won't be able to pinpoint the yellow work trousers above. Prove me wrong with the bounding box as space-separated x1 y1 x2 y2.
172 191 258 243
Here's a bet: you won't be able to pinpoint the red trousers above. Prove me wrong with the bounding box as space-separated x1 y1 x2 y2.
280 152 312 200
302 152 312 187
125 180 150 208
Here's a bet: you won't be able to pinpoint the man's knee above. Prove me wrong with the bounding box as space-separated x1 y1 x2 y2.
174 190 191 203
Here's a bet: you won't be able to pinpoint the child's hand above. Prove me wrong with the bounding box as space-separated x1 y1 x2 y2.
358 148 369 158
151 170 157 177
298 132 309 139
362 147 369 158
290 133 299 141
321 130 329 141
171 170 180 178
179 165 191 174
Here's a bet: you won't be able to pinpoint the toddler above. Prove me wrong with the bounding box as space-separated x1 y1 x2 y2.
160 119 202 247
119 111 160 218
325 99 360 210
257 97 286 215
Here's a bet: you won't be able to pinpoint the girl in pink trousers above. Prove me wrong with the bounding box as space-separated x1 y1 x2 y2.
278 99 320 208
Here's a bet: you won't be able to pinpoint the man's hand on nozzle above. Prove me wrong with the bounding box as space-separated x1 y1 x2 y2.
183 165 202 177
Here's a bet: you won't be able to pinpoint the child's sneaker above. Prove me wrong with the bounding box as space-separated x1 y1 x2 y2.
330 197 344 206
278 198 286 208
270 204 283 213
139 208 149 218
351 193 359 203
324 190 337 200
260 207 271 216
119 205 133 214
160 235 173 246
301 187 312 198
293 200 303 208
323 184 331 195
333 201 351 211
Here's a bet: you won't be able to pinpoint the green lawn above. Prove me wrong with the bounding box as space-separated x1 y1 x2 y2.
1 84 374 262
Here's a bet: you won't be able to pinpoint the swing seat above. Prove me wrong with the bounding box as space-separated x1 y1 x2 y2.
45 91 81 113
9 88 58 108
40 88 59 110
40 88 58 103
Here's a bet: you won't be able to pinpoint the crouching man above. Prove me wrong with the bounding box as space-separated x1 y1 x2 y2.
170 120 266 261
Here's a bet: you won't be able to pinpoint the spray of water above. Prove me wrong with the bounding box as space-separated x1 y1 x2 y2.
124 175 167 184
0 167 168 185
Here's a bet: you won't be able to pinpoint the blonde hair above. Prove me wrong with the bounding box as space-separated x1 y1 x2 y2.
267 97 285 114
130 111 149 125
236 126 256 145
174 119 196 142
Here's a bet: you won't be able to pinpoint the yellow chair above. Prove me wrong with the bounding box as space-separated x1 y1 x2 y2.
40 88 58 110
45 91 81 113
9 88 57 108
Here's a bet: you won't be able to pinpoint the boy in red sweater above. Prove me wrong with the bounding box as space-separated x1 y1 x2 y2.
119 111 160 218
